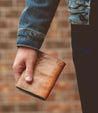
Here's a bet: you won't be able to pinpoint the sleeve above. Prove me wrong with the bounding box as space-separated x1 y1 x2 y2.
16 0 60 51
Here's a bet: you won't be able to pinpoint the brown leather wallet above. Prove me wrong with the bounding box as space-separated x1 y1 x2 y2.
16 50 66 100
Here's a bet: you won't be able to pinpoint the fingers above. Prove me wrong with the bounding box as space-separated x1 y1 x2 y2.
12 63 25 82
14 72 21 82
12 47 38 83
25 62 34 82
24 50 38 83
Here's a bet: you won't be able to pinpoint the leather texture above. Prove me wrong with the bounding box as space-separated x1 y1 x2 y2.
16 50 66 100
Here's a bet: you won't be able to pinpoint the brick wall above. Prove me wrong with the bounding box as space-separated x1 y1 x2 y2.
0 0 82 113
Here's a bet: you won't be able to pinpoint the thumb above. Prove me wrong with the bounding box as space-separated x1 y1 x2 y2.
25 61 34 82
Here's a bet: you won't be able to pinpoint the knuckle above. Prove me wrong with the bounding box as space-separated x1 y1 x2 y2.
12 63 18 70
25 69 33 75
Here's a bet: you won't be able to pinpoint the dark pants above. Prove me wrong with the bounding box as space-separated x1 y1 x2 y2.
71 0 98 113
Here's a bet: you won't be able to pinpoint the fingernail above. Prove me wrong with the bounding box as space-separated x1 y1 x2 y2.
25 76 32 81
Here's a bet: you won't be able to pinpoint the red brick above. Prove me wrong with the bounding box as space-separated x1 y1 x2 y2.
44 50 59 57
47 91 63 101
73 102 82 111
59 27 71 38
0 109 3 113
63 92 80 101
0 94 3 102
0 20 7 28
0 62 12 73
0 0 12 7
0 83 10 93
74 92 80 100
60 71 76 80
59 49 72 60
0 19 19 29
59 0 67 6
7 92 33 104
8 30 17 38
18 103 41 111
47 27 59 39
47 93 56 101
0 10 2 18
63 59 75 72
56 7 69 20
5 9 21 18
44 39 71 49
16 0 25 7
0 104 14 112
0 51 16 61
54 80 73 91
46 102 71 112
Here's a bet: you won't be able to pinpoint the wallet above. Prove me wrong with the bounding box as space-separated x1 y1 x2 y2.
16 50 66 100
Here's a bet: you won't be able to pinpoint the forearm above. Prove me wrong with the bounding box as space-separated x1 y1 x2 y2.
17 0 60 51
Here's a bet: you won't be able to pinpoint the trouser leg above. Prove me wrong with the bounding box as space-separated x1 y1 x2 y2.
71 0 98 113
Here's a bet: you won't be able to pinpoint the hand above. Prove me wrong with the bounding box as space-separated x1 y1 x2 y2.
12 47 38 82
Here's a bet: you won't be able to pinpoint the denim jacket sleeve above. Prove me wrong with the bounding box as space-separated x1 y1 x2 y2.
17 0 60 51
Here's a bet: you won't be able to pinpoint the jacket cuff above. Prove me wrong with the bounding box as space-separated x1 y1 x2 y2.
16 29 45 51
